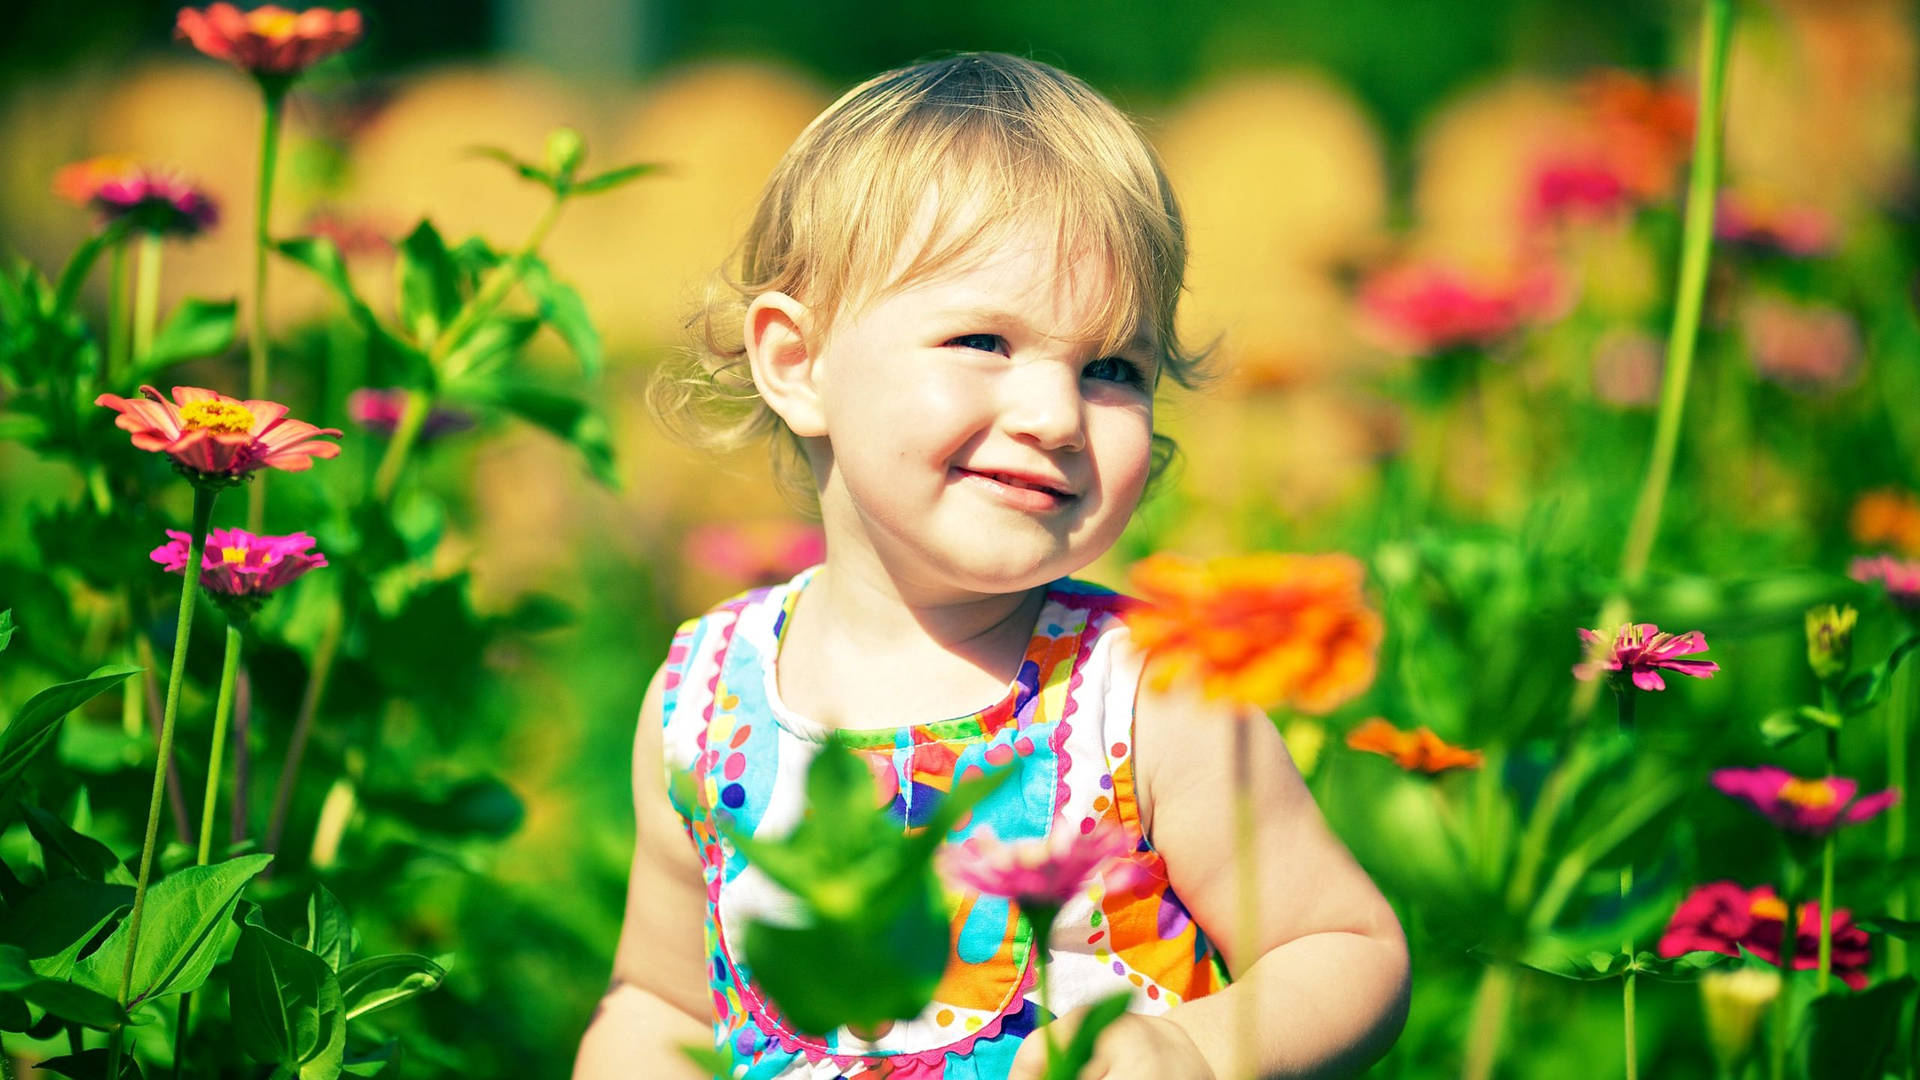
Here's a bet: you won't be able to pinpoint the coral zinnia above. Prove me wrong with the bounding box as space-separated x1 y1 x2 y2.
152 528 326 599
1357 262 1560 356
1657 881 1870 990
1572 622 1718 691
938 824 1148 912
175 4 364 78
1344 718 1482 774
97 385 341 480
1851 554 1920 611
53 157 219 237
1124 552 1381 712
1710 766 1898 836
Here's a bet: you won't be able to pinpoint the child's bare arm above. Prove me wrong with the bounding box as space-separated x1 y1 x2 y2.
573 666 715 1080
1135 682 1410 1079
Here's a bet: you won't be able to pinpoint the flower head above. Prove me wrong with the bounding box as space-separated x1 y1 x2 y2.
1572 622 1718 691
1658 881 1869 989
347 388 471 441
175 4 364 79
1740 296 1861 391
1850 489 1920 559
53 157 218 237
1716 190 1837 257
1580 69 1694 201
96 385 340 483
1358 263 1560 356
1344 717 1482 774
938 824 1149 913
1804 604 1856 682
1698 967 1780 1074
152 527 325 609
1711 766 1898 836
1527 158 1633 225
683 521 826 588
1851 554 1920 610
1123 552 1381 712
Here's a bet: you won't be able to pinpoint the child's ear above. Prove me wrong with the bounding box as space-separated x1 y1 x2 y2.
744 292 827 438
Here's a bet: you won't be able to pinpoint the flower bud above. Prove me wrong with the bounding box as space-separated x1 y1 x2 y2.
1699 966 1780 1074
545 127 587 180
1804 604 1856 682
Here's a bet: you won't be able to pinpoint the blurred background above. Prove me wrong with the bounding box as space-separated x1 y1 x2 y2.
1 0 1916 1075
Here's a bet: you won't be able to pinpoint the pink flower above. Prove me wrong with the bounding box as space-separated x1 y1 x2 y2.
1716 191 1837 257
1852 554 1920 610
683 522 826 587
1527 158 1632 225
347 388 471 441
1740 297 1860 390
1358 263 1560 356
96 385 341 480
939 824 1150 913
1658 881 1871 990
1572 622 1719 691
152 528 326 598
175 4 364 78
53 157 218 237
1711 766 1898 836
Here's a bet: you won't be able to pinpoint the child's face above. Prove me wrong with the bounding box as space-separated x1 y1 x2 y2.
806 222 1158 598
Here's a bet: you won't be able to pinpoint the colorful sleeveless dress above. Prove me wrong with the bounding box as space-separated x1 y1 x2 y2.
661 567 1227 1079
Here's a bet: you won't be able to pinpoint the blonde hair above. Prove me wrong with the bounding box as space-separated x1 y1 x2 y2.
653 51 1207 500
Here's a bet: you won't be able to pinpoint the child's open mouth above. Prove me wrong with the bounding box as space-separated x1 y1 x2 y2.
953 468 1076 511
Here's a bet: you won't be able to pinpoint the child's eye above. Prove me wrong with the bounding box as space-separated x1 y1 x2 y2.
945 333 1007 353
1083 356 1147 387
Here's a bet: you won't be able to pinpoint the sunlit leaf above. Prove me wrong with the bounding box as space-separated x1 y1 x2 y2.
337 954 446 1021
307 885 351 973
0 945 128 1029
228 924 345 1077
71 853 272 1007
1044 990 1132 1080
0 665 142 806
447 379 615 485
519 258 600 377
396 220 461 347
138 297 237 373
569 162 660 196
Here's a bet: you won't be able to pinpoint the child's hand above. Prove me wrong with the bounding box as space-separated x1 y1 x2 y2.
1006 1006 1216 1080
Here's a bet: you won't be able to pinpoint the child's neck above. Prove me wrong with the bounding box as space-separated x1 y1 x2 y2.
774 562 1049 731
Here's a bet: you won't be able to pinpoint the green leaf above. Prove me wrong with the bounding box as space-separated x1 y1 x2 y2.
0 945 128 1029
677 1042 733 1079
569 162 660 195
741 877 949 1035
71 853 272 1007
274 236 432 389
0 876 131 978
21 804 129 884
1838 635 1920 715
228 924 345 1077
1855 915 1920 941
0 665 141 804
52 223 129 316
396 221 460 347
341 1042 399 1077
362 776 523 839
467 146 555 188
1507 943 1630 981
306 885 351 972
449 379 615 484
0 609 13 652
32 1048 145 1080
337 954 446 1021
1044 990 1132 1080
441 316 540 381
1804 976 1917 1080
519 258 601 377
138 297 237 373
1632 948 1738 982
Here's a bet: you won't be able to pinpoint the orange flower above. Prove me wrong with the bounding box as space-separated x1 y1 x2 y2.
96 385 341 481
1123 552 1381 712
1345 718 1483 774
1851 489 1920 558
1582 69 1694 201
175 4 364 78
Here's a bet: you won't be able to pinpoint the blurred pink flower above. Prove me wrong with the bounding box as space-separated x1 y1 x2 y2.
152 527 326 598
303 210 392 258
939 824 1150 912
1358 263 1559 355
96 385 341 480
1528 158 1632 225
1716 191 1837 257
347 388 472 440
683 521 825 587
1658 881 1870 990
175 4 364 78
1711 766 1898 836
1741 297 1860 390
1851 554 1920 610
1573 622 1718 691
53 157 218 237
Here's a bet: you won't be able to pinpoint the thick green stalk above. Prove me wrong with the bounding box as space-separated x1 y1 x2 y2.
1891 662 1912 978
1769 874 1801 1080
131 233 162 366
1817 726 1838 993
196 622 243 866
1233 712 1259 1080
246 87 286 533
106 242 129 383
1461 963 1515 1080
1033 909 1060 1073
1572 0 1735 721
113 484 217 1072
1619 687 1638 1080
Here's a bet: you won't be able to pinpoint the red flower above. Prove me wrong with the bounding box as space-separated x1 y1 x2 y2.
53 157 218 237
175 4 364 78
1659 882 1870 990
96 385 341 480
1528 158 1633 225
1358 263 1560 356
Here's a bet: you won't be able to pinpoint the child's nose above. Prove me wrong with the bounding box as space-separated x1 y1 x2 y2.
1000 366 1086 452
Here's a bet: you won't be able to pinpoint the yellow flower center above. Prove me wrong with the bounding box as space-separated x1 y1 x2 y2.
178 400 255 435
221 547 247 565
1778 777 1838 809
250 11 300 39
1748 896 1787 921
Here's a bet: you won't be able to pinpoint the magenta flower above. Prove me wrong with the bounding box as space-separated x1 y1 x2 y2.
1358 263 1559 356
347 388 472 441
1851 554 1920 610
1527 158 1632 225
96 385 341 482
1711 766 1898 836
53 157 219 237
939 824 1150 912
175 4 364 78
1715 191 1836 257
683 521 826 587
1658 881 1871 990
152 528 326 599
1572 622 1719 691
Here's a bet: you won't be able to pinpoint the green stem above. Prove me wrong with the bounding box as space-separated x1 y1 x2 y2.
196 622 243 866
1624 959 1638 1080
131 233 162 367
1620 687 1638 1080
114 484 217 1067
1571 0 1734 722
1461 962 1515 1080
264 607 342 866
370 391 432 504
1818 723 1838 994
1233 712 1258 1080
1029 905 1061 1074
172 993 191 1080
106 241 129 383
1770 871 1801 1080
1891 661 1912 978
247 86 286 533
